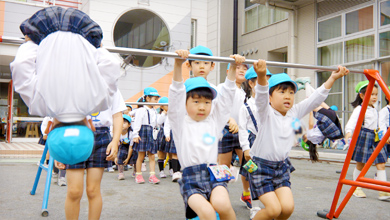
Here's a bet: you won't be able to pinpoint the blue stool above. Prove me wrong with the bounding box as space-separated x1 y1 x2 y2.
187 212 220 220
30 143 54 217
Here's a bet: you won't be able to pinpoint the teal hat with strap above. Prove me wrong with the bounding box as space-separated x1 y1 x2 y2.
268 73 298 93
123 114 132 123
158 97 169 104
144 87 160 97
189 45 213 56
184 77 217 99
355 80 369 93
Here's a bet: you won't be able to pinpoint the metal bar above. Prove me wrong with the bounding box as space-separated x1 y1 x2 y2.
125 102 167 106
0 36 366 74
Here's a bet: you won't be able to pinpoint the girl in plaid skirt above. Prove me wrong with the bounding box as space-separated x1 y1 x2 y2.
132 87 161 184
156 97 169 178
345 81 390 200
115 114 133 180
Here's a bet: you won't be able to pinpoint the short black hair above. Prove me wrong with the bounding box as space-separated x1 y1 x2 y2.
188 53 214 66
186 87 214 101
269 82 295 95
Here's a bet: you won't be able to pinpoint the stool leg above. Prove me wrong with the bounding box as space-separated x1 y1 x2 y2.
31 144 48 195
41 156 53 216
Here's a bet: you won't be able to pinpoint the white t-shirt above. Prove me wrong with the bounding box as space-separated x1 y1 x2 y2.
249 84 330 161
345 106 378 134
239 98 259 152
10 31 120 123
168 78 236 169
87 89 126 128
307 126 325 144
132 106 158 138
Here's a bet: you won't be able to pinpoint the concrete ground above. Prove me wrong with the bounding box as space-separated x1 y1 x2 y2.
1 157 389 220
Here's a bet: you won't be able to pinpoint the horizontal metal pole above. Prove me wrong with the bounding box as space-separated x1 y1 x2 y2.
125 102 167 106
1 35 365 74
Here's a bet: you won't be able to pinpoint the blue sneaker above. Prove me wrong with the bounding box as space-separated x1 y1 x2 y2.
240 193 252 209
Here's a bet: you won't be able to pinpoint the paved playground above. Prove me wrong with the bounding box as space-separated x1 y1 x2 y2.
0 155 389 220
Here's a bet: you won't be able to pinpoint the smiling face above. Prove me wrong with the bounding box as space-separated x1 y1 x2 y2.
269 83 296 116
188 60 215 79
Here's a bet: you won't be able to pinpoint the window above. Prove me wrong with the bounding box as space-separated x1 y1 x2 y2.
380 31 390 56
381 1 390 26
317 43 342 66
191 19 197 48
346 6 373 35
113 9 170 68
344 35 375 63
244 3 288 33
318 16 341 42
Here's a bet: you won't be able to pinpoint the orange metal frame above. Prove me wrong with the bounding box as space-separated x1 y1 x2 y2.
326 69 390 219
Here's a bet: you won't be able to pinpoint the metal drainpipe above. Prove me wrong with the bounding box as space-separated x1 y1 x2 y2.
233 0 238 54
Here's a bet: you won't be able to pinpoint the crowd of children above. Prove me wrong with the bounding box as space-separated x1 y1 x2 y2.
11 6 390 220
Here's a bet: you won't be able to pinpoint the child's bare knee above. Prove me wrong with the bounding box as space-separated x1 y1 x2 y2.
266 204 282 219
197 206 216 220
67 188 83 201
280 203 294 217
86 185 100 199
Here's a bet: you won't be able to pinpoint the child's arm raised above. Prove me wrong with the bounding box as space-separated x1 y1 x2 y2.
254 59 268 86
173 50 189 82
324 66 349 90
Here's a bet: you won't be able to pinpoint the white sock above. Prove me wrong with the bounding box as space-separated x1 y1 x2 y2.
376 170 387 182
353 168 361 181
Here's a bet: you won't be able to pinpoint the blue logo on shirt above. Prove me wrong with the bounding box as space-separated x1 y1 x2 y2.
203 133 216 145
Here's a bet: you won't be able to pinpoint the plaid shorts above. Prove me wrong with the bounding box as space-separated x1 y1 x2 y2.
66 127 111 169
314 110 343 140
352 128 388 164
248 157 295 200
218 125 241 154
117 144 129 165
239 132 256 180
156 129 168 153
133 125 157 154
38 136 46 145
179 164 228 219
129 149 138 165
20 6 102 48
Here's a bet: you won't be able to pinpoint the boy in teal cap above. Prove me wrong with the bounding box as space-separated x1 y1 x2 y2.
170 49 244 219
244 61 349 220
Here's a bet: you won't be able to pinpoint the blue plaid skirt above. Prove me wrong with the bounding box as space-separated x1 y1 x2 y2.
167 135 177 154
248 157 295 200
66 127 111 169
156 128 168 153
239 132 256 180
218 125 241 154
352 128 388 164
133 125 157 154
117 143 129 165
314 111 343 140
179 164 227 219
20 6 102 48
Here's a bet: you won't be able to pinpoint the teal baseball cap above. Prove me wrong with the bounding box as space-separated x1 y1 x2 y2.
123 114 132 123
184 77 217 99
330 105 338 111
47 125 94 165
245 67 271 80
158 97 169 104
144 87 160 97
268 73 298 93
189 45 213 56
137 97 143 102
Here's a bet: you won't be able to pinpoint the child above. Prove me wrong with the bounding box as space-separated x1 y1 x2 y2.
156 97 169 178
301 83 344 161
170 49 244 220
56 89 126 219
238 67 269 217
115 114 133 180
10 6 120 165
164 114 181 182
344 81 390 201
244 61 349 220
132 87 161 184
379 86 390 158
